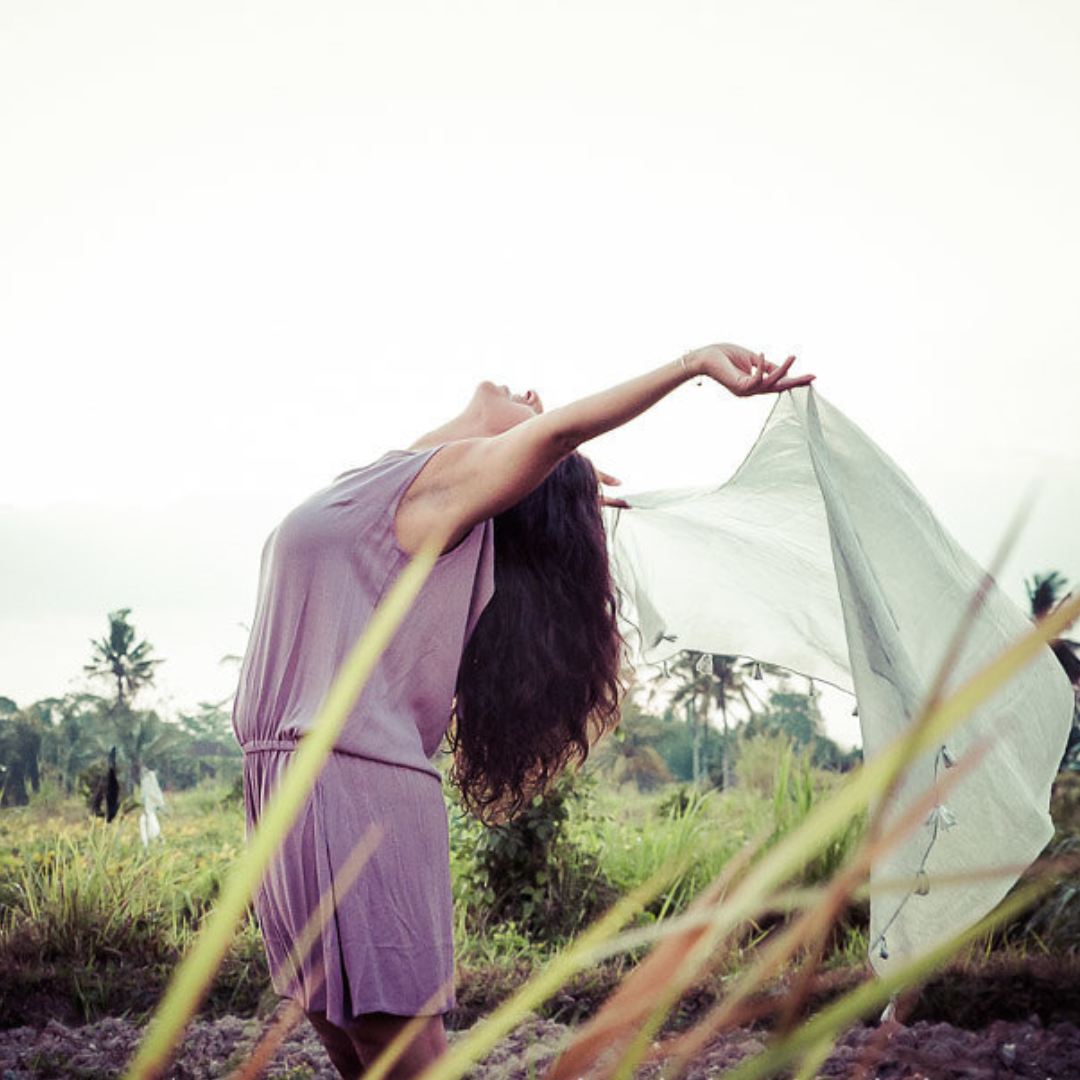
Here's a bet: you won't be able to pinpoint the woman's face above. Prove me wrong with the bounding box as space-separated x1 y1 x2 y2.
475 381 544 434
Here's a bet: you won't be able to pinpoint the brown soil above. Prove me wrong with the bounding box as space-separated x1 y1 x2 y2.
2 1010 1079 1080
3 963 1079 1079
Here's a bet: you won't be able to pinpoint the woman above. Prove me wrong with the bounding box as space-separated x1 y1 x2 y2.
233 343 812 1079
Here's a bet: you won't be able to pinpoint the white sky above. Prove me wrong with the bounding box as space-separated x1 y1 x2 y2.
2 1 1078 746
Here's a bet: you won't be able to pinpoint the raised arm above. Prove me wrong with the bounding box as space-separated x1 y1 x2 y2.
395 344 813 553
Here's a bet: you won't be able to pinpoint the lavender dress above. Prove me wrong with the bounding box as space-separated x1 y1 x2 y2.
232 449 494 1024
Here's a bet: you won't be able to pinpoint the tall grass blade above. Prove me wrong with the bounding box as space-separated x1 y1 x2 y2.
545 846 757 1080
362 981 456 1080
717 884 1049 1080
414 865 681 1080
226 1000 304 1080
229 825 385 1080
655 740 990 1079
276 824 384 999
124 542 439 1080
551 598 1077 1080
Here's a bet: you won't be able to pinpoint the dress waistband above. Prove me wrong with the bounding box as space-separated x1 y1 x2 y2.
241 738 301 755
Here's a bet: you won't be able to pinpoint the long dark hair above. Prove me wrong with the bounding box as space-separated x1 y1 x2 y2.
451 453 624 823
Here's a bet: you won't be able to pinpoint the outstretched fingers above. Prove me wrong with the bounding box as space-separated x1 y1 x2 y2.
751 355 814 395
763 355 796 385
771 372 816 391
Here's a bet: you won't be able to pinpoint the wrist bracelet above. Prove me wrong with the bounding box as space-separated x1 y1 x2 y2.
679 352 702 387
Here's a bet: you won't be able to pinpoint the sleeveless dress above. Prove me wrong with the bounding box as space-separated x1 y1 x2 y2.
232 449 494 1024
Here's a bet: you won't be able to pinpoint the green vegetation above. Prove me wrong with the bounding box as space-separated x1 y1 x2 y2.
3 734 1076 1035
1 576 1078 1079
0 786 264 1027
0 737 866 1031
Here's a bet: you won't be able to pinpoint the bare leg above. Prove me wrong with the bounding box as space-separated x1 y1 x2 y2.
349 1012 448 1080
307 1010 364 1079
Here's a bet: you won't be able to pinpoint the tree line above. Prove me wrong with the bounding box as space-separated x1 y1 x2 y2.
2 571 1076 807
0 609 240 807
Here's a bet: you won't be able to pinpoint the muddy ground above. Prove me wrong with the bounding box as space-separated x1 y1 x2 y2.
4 964 1080 1079
3 1010 1080 1080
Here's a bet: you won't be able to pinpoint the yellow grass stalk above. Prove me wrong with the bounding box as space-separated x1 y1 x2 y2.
718 883 1050 1080
361 980 457 1080
653 739 991 1080
124 541 440 1080
227 1000 305 1080
275 823 385 1000
545 846 759 1080
542 593 1078 1080
411 865 683 1080
698 588 1078 944
587 737 986 1080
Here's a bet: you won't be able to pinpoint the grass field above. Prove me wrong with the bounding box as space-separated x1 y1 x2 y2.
3 748 1077 1041
0 750 846 1025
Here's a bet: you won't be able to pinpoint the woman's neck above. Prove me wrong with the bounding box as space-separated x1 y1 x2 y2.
408 403 493 450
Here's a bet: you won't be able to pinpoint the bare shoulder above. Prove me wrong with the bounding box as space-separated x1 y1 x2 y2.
396 416 568 554
394 438 489 554
399 438 489 507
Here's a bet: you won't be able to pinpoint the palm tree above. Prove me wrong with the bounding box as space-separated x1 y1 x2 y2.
84 608 163 708
670 652 755 788
591 696 675 790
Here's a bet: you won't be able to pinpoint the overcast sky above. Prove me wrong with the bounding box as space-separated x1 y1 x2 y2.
2 1 1078 744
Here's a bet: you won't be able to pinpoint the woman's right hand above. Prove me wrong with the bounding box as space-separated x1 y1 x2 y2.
688 343 814 397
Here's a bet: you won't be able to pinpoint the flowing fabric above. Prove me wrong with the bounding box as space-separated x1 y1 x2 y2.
607 386 1072 972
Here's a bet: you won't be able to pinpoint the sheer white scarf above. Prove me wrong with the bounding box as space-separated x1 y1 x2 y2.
607 386 1071 972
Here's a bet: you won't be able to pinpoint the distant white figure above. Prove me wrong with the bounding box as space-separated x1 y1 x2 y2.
139 769 167 847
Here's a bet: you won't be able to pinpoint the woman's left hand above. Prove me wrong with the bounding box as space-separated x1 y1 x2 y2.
689 344 814 397
597 469 630 510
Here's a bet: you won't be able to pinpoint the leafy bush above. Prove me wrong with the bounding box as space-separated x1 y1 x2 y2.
586 784 754 927
453 771 618 945
656 785 704 819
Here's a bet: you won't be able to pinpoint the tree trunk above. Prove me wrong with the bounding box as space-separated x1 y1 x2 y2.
720 697 731 791
689 698 701 785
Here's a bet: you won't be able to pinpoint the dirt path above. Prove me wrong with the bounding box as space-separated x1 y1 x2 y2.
3 1010 1080 1080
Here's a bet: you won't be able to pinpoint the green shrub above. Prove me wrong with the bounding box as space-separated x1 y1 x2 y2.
768 740 865 887
586 784 753 925
656 785 705 819
453 772 618 945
